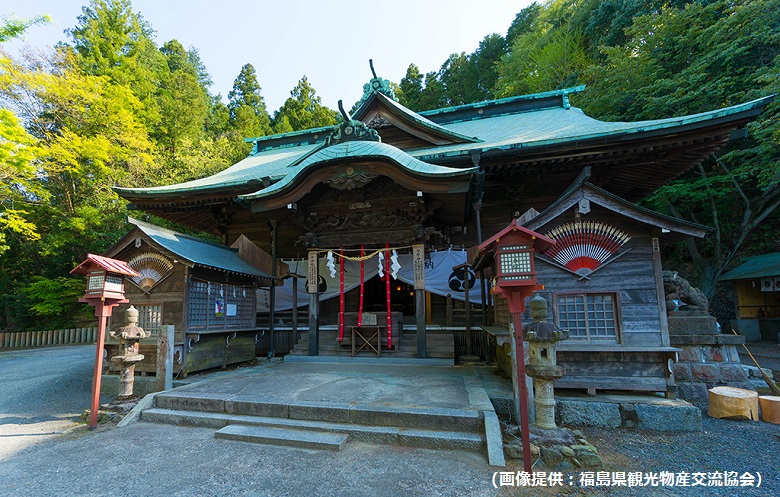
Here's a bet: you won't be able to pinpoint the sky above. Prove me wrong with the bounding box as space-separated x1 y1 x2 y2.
3 0 534 112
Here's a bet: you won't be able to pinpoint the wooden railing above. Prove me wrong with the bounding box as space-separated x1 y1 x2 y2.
0 327 98 349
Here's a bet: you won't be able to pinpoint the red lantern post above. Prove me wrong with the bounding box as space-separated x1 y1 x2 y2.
70 254 139 429
476 220 555 472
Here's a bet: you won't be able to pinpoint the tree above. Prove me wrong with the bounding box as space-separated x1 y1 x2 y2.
0 15 47 256
439 52 473 106
154 39 210 163
417 71 447 111
0 49 155 329
0 14 50 42
581 0 780 299
272 76 338 132
398 63 424 111
470 33 507 101
66 0 166 129
227 63 271 138
505 2 541 48
495 24 590 97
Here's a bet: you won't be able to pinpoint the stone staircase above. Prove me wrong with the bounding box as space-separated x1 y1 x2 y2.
286 328 455 359
141 391 486 453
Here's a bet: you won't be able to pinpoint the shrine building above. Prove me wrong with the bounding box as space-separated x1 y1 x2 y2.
111 73 773 395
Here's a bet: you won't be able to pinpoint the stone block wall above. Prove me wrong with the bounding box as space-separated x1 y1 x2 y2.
669 314 751 409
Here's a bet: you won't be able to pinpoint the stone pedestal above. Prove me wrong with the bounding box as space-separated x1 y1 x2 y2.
669 314 751 409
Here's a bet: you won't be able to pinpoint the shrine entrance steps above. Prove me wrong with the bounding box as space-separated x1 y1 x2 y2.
139 361 504 465
286 328 455 359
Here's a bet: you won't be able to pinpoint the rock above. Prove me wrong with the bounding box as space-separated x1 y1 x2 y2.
578 452 603 468
571 429 583 437
635 403 702 432
540 447 563 468
556 400 621 429
504 443 524 460
677 382 710 409
530 444 539 456
557 461 575 471
571 444 597 456
560 446 574 457
744 365 774 380
529 425 577 445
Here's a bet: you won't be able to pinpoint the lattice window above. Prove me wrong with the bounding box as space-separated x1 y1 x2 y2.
556 293 618 342
187 279 210 330
136 304 161 335
187 278 255 331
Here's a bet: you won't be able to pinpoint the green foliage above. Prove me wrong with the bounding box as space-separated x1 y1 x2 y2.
398 64 424 110
399 33 507 111
0 14 50 42
495 1 591 97
581 0 780 296
272 76 338 132
228 63 272 139
21 276 90 328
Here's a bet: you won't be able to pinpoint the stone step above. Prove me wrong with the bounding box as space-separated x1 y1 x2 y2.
215 424 349 451
142 407 485 451
152 394 484 432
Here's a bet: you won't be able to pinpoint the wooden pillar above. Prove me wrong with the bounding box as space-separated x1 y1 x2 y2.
268 219 278 357
413 244 427 358
464 271 472 356
652 237 671 347
307 251 319 356
291 276 298 342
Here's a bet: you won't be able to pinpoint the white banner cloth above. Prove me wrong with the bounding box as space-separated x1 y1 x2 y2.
257 249 482 312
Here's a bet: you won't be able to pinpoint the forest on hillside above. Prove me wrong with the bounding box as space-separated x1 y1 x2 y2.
1 0 778 330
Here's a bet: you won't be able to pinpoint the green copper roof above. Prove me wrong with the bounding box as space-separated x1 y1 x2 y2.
129 218 273 278
238 141 478 202
420 85 585 122
352 91 480 144
114 92 773 200
412 95 774 161
720 253 780 281
115 144 320 197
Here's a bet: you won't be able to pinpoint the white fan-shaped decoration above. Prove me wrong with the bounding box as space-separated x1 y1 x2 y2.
545 222 630 276
127 252 174 291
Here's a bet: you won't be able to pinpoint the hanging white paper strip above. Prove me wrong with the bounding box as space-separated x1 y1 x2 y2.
377 251 384 278
326 251 337 278
390 250 401 279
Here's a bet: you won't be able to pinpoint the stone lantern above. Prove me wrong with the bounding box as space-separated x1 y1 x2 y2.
108 305 150 408
523 294 569 430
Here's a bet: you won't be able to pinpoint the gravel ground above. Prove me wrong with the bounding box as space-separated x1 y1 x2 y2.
497 416 778 497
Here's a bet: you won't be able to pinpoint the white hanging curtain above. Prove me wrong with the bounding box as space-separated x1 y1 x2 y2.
257 249 481 311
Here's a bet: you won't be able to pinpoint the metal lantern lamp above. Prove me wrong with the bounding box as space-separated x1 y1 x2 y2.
475 219 555 472
71 254 140 429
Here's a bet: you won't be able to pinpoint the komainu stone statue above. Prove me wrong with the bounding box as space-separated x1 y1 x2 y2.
663 271 709 314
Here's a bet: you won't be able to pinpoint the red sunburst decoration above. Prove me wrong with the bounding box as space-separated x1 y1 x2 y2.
545 222 630 276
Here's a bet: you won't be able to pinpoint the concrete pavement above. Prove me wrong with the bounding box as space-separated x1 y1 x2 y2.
0 345 110 459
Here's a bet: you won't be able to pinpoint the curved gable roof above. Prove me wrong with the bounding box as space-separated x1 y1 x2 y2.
238 141 477 204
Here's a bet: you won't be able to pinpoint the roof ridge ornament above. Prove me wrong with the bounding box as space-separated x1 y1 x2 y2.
355 59 397 109
325 100 381 146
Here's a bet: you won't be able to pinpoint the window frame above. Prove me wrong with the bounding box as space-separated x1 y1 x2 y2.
553 291 622 343
134 303 163 335
186 277 256 332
